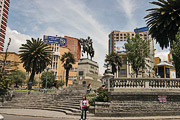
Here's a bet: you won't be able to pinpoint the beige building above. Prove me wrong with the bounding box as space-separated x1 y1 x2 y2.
0 52 25 72
108 27 154 78
47 44 78 87
0 46 78 87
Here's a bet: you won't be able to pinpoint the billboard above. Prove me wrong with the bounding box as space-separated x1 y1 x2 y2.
43 35 67 46
134 27 149 33
115 41 127 52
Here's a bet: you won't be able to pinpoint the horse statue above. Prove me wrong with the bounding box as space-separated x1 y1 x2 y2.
79 36 94 60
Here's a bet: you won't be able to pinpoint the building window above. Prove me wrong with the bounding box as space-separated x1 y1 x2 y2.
116 34 119 36
120 37 123 39
56 63 58 69
53 62 55 69
120 69 126 75
120 34 122 36
124 37 126 39
69 76 73 80
116 37 119 39
79 71 84 76
70 68 74 71
55 72 57 77
124 34 126 36
132 34 134 36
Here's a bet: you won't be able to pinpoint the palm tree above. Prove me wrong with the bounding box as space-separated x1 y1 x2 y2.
61 52 75 87
145 0 180 48
19 38 52 85
105 52 122 75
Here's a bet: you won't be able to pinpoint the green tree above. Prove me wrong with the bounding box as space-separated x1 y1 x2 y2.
8 70 26 87
19 38 52 86
171 28 180 78
41 71 56 88
125 33 150 77
61 52 75 87
0 38 11 91
145 0 180 48
105 52 122 75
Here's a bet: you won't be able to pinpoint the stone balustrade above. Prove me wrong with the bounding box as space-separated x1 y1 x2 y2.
109 78 180 89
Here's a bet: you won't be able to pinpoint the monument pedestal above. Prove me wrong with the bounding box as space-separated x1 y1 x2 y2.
76 58 101 88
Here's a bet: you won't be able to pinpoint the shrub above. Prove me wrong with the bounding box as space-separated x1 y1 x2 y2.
96 87 108 102
86 92 96 106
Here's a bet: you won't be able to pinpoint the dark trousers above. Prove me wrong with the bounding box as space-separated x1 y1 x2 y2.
81 107 87 119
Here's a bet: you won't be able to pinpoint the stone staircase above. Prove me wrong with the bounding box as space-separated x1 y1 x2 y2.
0 87 94 116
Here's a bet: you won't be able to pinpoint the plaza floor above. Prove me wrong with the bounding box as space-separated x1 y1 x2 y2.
1 109 180 120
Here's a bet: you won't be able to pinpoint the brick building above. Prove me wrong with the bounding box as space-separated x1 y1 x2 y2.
0 0 10 51
64 36 81 62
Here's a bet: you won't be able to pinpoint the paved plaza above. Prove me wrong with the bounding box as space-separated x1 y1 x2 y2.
1 109 180 120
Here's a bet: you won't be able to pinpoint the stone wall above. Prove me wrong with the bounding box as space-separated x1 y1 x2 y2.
95 91 180 117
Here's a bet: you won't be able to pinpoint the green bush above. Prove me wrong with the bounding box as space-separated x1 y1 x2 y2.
86 92 96 106
96 87 108 102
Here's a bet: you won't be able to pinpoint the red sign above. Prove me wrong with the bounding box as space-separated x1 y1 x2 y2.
158 96 167 102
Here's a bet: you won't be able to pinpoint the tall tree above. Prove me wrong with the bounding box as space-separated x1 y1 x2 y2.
171 28 180 78
41 71 56 88
0 38 11 91
105 52 122 75
19 38 52 85
145 0 180 48
8 70 26 87
125 33 150 77
61 52 75 87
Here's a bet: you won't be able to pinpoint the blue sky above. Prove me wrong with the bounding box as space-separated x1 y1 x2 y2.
5 0 169 74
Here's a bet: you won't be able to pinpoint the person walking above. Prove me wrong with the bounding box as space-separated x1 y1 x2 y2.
80 96 89 120
87 83 92 94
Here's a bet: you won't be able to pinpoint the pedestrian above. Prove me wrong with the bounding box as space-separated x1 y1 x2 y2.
87 83 92 94
80 96 89 120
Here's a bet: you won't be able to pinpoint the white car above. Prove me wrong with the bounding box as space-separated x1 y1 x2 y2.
0 114 4 120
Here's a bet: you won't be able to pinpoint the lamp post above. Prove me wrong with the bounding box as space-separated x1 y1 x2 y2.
45 67 50 93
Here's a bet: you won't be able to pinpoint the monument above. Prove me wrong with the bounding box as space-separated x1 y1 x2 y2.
76 37 101 88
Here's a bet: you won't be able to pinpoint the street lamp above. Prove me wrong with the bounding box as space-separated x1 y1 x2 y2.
45 67 50 93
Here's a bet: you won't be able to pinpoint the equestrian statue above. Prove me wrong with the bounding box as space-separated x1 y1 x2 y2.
79 36 94 60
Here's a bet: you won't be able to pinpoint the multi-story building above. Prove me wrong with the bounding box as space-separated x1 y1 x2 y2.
64 36 81 62
0 0 10 52
108 27 154 78
43 35 78 87
0 52 25 72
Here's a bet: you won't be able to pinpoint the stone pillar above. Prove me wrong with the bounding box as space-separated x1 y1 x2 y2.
102 70 114 92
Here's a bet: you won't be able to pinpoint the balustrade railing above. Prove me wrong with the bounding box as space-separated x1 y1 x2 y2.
110 78 180 89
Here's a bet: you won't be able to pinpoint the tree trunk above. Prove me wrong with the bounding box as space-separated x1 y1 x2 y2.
66 69 70 87
29 69 35 83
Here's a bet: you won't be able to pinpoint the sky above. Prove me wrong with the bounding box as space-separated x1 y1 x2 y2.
4 0 169 74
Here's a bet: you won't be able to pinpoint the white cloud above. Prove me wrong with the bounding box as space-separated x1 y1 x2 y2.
155 51 169 61
42 27 64 38
4 27 31 53
154 42 169 61
117 0 137 30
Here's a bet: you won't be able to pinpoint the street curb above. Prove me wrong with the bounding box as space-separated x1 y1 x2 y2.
0 113 72 119
1 112 180 120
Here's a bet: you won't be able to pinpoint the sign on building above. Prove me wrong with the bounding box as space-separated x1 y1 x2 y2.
115 41 127 52
134 27 149 33
43 35 67 46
